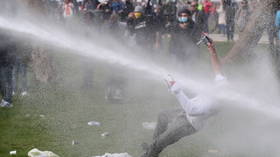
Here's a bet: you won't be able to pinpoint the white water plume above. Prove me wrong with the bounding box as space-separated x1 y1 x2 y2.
0 13 280 122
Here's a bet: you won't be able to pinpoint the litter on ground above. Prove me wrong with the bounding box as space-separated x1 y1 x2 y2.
28 148 59 157
142 122 156 130
94 152 132 157
88 121 101 126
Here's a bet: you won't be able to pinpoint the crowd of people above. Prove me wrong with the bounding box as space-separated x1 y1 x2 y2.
0 0 280 107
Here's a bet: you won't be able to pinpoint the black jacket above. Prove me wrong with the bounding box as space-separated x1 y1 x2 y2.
0 30 17 66
168 20 201 63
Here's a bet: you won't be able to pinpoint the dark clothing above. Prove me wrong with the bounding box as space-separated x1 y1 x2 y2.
127 16 153 47
0 30 18 103
0 65 13 103
168 21 200 64
141 109 196 157
0 31 17 66
191 10 206 34
149 13 165 49
224 1 236 41
12 42 31 93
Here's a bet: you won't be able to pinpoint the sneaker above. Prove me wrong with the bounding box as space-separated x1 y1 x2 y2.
164 74 182 94
164 74 176 89
20 91 28 97
0 99 13 108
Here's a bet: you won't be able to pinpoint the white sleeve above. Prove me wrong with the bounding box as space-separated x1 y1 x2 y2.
170 82 192 115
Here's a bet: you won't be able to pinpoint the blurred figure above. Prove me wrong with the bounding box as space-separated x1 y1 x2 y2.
235 0 250 37
274 4 280 77
150 6 165 51
167 9 200 68
222 0 237 41
119 0 134 21
97 0 112 23
12 42 31 97
217 4 226 35
189 1 206 34
0 30 17 108
84 0 98 11
202 0 213 33
62 0 74 19
111 0 124 14
276 7 280 53
127 6 153 49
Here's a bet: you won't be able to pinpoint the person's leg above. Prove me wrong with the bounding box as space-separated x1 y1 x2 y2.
153 108 184 139
0 65 4 97
18 61 28 93
2 65 13 103
142 113 196 157
226 24 230 41
231 24 235 40
11 61 18 94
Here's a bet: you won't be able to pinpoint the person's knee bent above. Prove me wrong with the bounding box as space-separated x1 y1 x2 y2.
157 111 169 125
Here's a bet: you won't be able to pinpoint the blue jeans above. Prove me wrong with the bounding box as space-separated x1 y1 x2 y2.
218 24 226 35
0 65 13 103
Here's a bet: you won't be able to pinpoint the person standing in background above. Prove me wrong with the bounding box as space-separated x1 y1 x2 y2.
275 6 280 47
235 0 250 38
202 0 213 33
222 0 237 41
62 0 74 19
217 3 226 35
190 1 206 34
0 30 17 108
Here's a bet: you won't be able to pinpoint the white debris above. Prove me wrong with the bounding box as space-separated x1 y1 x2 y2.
28 148 59 157
101 132 109 138
10 150 16 155
39 114 45 118
94 152 132 157
142 122 156 130
72 140 79 145
208 149 219 153
88 121 101 126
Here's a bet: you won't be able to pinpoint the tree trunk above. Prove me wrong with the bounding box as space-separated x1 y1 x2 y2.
221 0 278 64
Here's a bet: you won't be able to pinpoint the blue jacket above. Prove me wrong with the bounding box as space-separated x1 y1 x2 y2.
276 10 280 39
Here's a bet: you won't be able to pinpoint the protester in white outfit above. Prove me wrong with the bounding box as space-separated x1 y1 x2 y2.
140 36 227 157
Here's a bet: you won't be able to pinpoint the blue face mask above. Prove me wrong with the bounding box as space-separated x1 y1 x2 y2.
178 17 188 23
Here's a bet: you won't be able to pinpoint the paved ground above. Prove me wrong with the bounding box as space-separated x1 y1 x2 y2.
210 33 270 44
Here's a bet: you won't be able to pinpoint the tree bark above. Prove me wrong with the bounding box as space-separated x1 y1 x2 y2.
221 0 278 64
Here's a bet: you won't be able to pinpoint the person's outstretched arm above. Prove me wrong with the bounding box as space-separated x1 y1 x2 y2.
207 42 222 76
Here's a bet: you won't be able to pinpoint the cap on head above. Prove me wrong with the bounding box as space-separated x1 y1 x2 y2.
177 8 191 16
134 5 144 13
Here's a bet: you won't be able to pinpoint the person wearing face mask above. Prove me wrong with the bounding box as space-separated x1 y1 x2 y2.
127 5 154 49
167 8 201 69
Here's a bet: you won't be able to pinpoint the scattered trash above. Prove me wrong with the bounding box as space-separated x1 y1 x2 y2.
28 148 59 157
142 122 156 130
88 121 101 126
208 149 219 153
10 150 16 155
101 132 109 138
39 114 45 118
94 152 132 157
72 140 79 145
